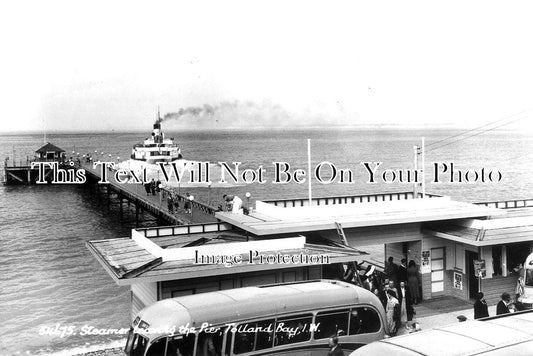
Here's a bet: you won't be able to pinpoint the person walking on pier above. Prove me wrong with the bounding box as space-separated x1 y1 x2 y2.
174 193 180 211
144 181 151 196
167 193 174 213
223 194 243 214
150 179 156 195
184 192 192 214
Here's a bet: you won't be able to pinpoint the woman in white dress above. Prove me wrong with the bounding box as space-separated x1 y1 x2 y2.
386 289 400 335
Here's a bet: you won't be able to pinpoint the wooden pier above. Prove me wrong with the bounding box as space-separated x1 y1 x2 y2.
2 157 219 226
2 158 66 185
80 161 219 226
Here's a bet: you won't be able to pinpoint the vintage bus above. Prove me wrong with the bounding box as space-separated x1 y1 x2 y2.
350 309 533 356
124 280 388 356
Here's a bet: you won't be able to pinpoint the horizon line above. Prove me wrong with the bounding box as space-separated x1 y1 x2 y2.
1 124 528 135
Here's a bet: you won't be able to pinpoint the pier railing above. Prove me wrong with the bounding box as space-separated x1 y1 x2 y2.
136 221 232 238
161 187 218 215
264 191 440 207
4 157 33 167
475 198 533 209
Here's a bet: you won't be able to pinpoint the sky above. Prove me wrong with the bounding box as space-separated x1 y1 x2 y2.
0 0 532 132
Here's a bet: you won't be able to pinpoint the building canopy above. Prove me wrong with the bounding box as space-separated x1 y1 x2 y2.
87 226 367 286
425 206 533 246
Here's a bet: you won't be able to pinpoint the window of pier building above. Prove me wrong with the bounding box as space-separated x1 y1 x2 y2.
491 242 532 277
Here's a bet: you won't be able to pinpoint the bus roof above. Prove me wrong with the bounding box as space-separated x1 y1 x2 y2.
136 280 382 332
350 310 533 356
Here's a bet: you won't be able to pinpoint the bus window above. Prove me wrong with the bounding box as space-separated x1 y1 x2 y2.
167 334 195 356
274 314 312 346
196 330 224 356
232 319 275 354
350 307 381 335
128 333 148 356
233 325 255 354
526 270 533 287
255 319 274 351
314 309 350 339
147 338 167 356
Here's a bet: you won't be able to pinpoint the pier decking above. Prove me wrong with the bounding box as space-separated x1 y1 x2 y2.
80 161 218 226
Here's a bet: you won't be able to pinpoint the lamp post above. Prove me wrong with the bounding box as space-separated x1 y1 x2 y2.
207 182 212 206
158 184 163 207
245 192 251 213
189 195 194 221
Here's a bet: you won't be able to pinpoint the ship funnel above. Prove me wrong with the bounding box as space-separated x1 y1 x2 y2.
153 123 162 143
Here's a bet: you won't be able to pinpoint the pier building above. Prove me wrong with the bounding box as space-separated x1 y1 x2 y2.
88 221 367 318
88 191 533 319
221 195 533 305
3 142 68 184
422 199 533 306
35 142 66 161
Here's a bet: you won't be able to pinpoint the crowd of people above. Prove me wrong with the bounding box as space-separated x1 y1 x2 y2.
143 178 162 196
472 262 527 320
342 256 421 336
474 290 524 319
161 190 247 218
160 188 193 215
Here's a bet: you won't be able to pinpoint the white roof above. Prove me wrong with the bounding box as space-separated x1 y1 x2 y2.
216 197 504 236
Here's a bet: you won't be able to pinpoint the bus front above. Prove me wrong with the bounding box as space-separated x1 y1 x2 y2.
519 254 533 309
124 300 193 356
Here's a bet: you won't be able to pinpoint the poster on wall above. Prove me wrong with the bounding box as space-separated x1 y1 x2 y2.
421 250 431 273
454 272 463 290
473 259 487 278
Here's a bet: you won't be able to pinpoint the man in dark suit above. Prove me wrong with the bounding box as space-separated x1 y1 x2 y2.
397 281 415 322
496 292 513 315
327 336 344 356
398 258 408 284
384 257 399 287
474 292 489 319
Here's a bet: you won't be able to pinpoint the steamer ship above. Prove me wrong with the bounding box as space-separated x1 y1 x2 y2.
130 116 183 164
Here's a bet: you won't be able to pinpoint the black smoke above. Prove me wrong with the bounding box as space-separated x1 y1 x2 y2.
158 104 216 124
